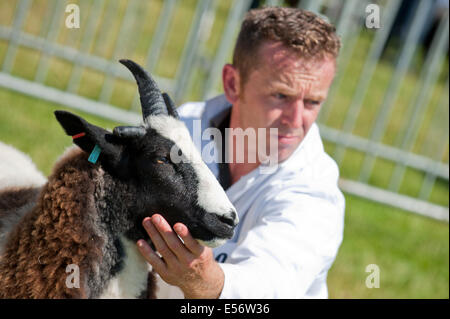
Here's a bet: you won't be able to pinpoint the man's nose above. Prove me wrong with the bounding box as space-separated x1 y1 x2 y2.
282 99 304 128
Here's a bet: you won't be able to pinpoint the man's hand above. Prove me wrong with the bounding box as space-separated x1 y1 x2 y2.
137 214 224 299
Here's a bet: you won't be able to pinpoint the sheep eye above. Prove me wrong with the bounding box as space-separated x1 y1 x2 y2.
155 156 170 164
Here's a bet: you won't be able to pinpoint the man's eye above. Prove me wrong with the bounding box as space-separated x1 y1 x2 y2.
274 93 287 100
305 100 321 106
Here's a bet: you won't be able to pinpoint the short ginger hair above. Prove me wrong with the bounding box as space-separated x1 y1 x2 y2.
232 7 341 85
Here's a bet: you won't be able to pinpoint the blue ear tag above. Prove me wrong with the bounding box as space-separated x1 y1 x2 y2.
88 144 101 164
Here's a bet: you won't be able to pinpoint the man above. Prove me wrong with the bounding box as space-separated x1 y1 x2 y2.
137 7 345 299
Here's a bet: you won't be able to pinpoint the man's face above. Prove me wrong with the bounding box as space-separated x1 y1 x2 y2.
225 42 336 163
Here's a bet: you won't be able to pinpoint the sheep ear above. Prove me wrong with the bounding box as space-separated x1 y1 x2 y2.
54 110 122 166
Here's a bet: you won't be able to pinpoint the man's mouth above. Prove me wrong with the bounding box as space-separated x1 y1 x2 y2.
277 134 300 144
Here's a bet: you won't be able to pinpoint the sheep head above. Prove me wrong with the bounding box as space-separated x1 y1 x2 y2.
54 59 238 249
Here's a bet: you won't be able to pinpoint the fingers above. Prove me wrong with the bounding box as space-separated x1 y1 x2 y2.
144 215 194 262
173 223 204 256
137 239 166 274
142 216 178 264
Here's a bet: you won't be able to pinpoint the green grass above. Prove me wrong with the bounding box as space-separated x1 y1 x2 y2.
328 194 449 299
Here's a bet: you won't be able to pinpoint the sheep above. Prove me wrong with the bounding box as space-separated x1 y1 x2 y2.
0 59 238 299
0 141 46 190
0 142 46 259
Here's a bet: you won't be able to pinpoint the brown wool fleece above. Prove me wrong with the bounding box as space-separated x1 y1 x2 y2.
0 148 105 298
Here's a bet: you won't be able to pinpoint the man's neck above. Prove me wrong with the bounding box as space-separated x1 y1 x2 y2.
227 105 261 185
228 162 259 186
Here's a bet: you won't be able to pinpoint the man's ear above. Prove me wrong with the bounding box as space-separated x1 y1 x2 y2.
222 64 241 105
54 110 124 170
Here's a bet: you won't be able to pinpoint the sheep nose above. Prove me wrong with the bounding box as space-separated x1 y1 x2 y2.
218 210 238 227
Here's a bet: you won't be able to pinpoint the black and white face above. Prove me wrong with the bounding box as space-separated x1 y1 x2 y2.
126 115 238 248
55 59 238 249
56 110 238 249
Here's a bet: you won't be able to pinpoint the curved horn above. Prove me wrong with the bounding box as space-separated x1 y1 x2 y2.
119 59 167 120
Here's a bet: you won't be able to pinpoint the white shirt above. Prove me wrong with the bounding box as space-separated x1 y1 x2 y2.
160 94 345 299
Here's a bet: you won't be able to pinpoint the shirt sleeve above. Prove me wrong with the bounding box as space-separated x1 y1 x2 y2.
218 187 345 299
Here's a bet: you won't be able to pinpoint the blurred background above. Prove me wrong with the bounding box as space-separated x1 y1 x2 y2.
0 0 448 298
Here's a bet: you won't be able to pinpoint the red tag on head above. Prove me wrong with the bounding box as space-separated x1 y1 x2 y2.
72 132 86 140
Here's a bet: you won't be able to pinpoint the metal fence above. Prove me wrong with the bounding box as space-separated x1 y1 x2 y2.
0 0 448 222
